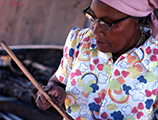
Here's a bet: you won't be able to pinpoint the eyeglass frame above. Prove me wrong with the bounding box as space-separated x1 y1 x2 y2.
83 6 131 31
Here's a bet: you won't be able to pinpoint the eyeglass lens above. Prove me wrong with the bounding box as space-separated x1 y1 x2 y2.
85 13 110 31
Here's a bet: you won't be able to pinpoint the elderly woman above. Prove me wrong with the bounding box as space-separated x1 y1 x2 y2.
36 0 158 119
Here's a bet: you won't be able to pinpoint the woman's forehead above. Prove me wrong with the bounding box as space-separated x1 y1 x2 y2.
90 0 128 19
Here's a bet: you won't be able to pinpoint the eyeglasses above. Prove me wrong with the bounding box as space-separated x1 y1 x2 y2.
83 6 131 32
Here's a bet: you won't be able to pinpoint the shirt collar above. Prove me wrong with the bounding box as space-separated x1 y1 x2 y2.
134 36 158 71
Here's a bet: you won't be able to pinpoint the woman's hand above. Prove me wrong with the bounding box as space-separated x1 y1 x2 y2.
36 84 66 110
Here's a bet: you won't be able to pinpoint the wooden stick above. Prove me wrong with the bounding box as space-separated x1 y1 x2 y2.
0 40 74 120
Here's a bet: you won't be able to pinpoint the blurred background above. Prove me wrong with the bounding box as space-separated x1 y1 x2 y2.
0 0 157 120
0 0 91 46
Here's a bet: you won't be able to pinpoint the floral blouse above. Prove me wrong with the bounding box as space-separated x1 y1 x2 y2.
56 27 158 120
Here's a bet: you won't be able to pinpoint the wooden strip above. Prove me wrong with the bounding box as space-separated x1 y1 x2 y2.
0 40 73 120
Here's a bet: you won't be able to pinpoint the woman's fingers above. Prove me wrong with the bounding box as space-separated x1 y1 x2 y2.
35 87 51 110
36 85 66 109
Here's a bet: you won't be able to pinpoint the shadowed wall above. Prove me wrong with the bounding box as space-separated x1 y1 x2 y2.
0 0 91 46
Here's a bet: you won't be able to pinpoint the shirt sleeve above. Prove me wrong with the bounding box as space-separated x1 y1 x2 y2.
55 27 82 85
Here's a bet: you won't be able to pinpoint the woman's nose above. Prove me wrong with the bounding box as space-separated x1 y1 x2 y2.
91 22 105 36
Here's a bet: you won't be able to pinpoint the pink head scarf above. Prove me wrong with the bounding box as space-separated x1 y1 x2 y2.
100 0 158 40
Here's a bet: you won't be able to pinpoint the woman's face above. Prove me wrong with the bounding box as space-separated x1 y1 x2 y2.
90 0 140 56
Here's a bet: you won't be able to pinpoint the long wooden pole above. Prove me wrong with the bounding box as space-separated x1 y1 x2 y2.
0 40 74 120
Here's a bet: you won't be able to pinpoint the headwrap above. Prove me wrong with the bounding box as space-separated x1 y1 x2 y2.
100 0 158 40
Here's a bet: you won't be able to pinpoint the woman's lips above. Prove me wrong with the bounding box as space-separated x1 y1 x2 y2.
95 36 110 47
96 40 109 46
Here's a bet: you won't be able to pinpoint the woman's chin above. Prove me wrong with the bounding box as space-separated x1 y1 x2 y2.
97 46 111 53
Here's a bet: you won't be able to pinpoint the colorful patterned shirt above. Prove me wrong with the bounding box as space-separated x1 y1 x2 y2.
56 27 158 120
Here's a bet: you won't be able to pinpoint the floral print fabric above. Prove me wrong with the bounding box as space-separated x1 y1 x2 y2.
55 27 158 120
